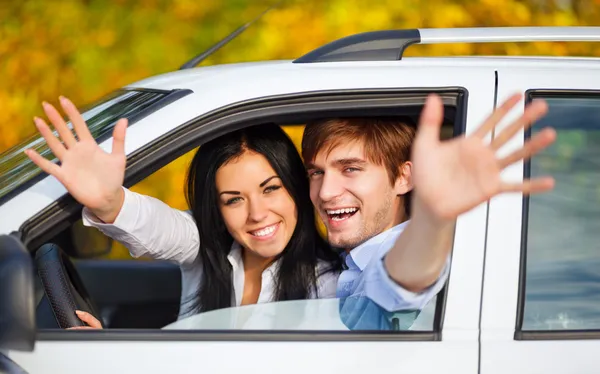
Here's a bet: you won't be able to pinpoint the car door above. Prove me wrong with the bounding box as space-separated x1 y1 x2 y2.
482 64 600 373
8 65 494 374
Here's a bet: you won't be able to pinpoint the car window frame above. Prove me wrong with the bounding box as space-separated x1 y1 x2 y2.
515 89 600 341
21 87 468 342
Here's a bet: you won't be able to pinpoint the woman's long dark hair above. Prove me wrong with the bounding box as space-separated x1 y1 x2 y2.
184 123 341 313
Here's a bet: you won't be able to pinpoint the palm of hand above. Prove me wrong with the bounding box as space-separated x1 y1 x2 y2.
413 135 502 220
411 93 555 221
25 97 129 218
59 141 125 211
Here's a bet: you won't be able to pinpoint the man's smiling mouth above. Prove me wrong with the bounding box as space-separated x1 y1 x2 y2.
326 207 359 221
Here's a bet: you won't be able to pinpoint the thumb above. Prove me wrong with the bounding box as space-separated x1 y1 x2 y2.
111 118 128 156
415 94 444 147
75 310 102 329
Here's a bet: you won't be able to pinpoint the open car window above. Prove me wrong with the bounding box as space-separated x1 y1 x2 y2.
0 88 191 205
31 89 465 339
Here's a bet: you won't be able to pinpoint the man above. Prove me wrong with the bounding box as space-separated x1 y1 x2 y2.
301 94 555 327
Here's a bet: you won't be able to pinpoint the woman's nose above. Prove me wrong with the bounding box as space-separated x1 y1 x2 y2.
248 198 269 222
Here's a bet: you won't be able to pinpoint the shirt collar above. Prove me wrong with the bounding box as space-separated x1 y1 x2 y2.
227 241 280 278
346 220 410 271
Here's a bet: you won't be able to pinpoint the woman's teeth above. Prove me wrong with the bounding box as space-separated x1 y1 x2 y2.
251 224 278 237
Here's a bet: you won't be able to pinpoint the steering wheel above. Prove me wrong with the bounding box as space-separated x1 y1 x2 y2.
35 243 103 329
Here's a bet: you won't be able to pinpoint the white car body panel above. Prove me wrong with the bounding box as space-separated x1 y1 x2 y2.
2 46 600 372
481 68 600 374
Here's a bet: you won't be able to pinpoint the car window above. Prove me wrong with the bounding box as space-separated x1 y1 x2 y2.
0 88 189 205
58 119 448 333
521 93 600 331
37 91 465 335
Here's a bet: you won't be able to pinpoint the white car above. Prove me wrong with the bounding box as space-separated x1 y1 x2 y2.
1 26 600 374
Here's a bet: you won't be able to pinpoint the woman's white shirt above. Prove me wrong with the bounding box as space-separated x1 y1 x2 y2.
82 187 339 319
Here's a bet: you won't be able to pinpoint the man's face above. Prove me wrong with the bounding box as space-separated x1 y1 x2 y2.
307 141 411 250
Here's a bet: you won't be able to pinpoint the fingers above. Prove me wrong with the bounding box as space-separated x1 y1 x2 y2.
472 93 522 139
34 117 66 160
24 149 63 179
42 101 77 148
75 310 102 328
490 99 549 151
416 94 444 145
59 96 94 142
497 127 557 169
500 177 555 195
111 118 128 156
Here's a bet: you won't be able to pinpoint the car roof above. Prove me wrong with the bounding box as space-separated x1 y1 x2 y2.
126 56 600 93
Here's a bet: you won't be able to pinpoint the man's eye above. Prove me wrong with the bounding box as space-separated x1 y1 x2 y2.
308 170 323 178
344 167 360 173
225 197 242 205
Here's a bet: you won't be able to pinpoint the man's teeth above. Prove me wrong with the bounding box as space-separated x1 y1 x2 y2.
326 208 358 215
252 224 277 237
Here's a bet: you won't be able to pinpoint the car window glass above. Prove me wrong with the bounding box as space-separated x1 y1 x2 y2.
523 95 600 330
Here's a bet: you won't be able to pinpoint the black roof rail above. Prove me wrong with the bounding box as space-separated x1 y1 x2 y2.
294 30 420 63
293 27 600 63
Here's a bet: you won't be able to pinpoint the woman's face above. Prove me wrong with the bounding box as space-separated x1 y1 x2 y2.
216 150 298 260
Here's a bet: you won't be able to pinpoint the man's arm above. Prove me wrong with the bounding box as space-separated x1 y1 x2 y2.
384 198 454 292
385 93 556 292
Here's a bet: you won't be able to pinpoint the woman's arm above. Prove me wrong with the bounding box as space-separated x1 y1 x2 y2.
24 98 200 266
82 187 200 266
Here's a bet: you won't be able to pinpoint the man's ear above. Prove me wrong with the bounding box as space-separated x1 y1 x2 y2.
394 161 413 195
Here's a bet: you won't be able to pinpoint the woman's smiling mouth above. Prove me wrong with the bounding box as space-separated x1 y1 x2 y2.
248 222 281 240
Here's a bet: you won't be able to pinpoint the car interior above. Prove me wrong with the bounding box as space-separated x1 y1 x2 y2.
29 103 458 331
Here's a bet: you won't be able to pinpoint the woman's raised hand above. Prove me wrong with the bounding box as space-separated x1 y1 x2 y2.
25 97 128 223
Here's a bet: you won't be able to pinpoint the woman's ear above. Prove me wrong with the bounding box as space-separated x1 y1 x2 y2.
394 161 413 196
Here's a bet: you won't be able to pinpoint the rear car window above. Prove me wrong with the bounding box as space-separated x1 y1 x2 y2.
0 88 191 205
521 93 600 331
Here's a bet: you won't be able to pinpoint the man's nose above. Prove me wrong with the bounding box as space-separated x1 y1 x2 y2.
248 197 269 222
318 172 344 202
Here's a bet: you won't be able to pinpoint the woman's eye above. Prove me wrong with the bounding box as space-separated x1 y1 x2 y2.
224 197 242 205
264 185 282 194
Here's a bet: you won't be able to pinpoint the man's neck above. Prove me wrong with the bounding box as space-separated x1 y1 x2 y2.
344 215 409 254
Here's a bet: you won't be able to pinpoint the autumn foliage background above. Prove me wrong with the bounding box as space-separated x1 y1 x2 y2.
1 0 600 258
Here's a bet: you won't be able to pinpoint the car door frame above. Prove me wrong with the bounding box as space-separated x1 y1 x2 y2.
482 66 600 374
10 80 494 374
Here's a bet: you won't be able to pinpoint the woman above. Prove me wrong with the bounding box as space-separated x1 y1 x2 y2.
26 97 342 328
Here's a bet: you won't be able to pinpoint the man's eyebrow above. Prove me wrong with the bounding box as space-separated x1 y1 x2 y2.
333 158 368 166
259 176 280 187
